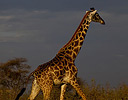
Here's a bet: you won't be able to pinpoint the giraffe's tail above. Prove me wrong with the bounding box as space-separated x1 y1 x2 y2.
15 72 34 100
15 88 26 100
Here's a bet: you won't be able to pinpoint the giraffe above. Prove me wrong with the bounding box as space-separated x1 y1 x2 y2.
15 8 105 100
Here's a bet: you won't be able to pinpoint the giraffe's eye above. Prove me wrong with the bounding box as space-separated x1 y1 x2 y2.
94 14 98 17
93 13 100 19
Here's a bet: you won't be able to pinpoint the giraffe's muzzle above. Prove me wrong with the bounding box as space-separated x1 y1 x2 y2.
100 19 105 25
101 20 105 25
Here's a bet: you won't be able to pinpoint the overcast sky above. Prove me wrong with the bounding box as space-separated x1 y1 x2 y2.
0 0 128 86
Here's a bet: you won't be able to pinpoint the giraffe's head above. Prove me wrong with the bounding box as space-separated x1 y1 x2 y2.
87 8 105 25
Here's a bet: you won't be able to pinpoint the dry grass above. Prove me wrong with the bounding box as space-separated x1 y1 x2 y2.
0 79 128 100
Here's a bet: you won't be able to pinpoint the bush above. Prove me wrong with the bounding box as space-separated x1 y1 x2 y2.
0 58 31 99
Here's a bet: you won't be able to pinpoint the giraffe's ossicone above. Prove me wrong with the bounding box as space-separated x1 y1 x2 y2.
15 8 105 100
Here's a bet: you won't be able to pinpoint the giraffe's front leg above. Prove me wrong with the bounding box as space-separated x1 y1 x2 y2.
68 64 87 100
28 78 40 100
60 84 67 100
69 79 87 100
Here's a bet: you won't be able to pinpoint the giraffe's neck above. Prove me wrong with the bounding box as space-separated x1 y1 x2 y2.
57 12 91 62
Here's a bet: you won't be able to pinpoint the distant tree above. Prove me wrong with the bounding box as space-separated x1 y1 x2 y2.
0 58 31 98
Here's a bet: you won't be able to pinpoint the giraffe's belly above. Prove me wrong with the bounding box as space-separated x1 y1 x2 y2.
53 79 62 85
53 72 70 85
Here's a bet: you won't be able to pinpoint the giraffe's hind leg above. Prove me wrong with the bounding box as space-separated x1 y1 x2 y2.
28 78 40 100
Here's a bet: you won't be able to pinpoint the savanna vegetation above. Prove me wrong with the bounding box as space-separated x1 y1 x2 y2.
0 58 128 100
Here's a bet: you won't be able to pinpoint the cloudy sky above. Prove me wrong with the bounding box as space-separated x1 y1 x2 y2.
0 0 128 86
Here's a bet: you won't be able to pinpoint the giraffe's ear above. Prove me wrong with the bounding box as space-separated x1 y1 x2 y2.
90 10 97 15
